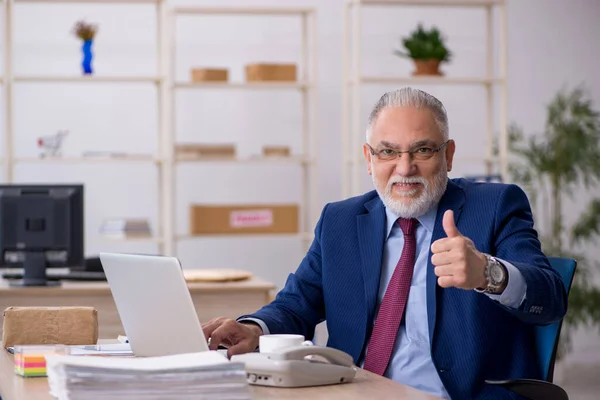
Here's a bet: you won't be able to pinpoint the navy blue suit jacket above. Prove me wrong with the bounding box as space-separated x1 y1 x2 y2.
242 179 567 399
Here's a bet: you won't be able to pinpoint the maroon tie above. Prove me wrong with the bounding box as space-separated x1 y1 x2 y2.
363 218 417 376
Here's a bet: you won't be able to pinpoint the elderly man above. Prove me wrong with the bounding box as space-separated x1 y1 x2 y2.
202 87 567 400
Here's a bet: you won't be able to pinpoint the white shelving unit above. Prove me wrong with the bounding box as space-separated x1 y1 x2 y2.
13 75 161 83
0 2 318 263
341 0 508 198
165 6 318 257
0 0 169 253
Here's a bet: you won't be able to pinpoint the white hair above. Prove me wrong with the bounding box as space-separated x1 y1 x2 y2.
365 87 449 142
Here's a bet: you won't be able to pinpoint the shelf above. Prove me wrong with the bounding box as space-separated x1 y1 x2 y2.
99 235 164 243
15 0 161 4
175 155 312 165
173 7 313 16
342 0 508 197
14 76 162 84
358 76 504 85
13 156 160 164
354 0 503 6
345 156 496 164
174 82 310 90
176 232 314 241
1 2 319 260
168 4 319 258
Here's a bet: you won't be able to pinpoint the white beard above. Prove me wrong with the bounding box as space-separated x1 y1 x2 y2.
373 165 448 219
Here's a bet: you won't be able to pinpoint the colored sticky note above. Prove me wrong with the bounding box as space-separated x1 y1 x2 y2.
14 353 48 377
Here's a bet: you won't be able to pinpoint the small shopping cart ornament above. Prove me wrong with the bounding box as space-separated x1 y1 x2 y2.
38 130 69 158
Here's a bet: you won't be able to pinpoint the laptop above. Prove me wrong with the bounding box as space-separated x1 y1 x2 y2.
99 252 210 357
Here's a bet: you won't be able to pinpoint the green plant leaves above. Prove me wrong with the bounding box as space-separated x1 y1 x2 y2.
394 23 451 62
572 199 600 245
508 85 600 358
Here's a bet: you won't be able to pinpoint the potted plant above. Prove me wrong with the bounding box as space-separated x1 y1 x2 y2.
72 20 99 75
394 23 452 76
508 85 600 366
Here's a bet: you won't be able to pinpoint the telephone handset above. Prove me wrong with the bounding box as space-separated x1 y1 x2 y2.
267 345 355 367
231 345 357 388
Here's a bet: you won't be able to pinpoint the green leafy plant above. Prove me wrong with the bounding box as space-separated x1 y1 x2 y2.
508 85 600 358
394 23 452 62
71 20 98 41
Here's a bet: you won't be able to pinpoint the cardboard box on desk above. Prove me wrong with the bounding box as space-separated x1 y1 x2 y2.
2 306 98 348
190 204 299 235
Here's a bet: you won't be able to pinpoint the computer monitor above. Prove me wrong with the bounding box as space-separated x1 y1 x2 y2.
0 184 84 287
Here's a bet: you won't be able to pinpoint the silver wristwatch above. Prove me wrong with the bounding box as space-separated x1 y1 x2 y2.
474 254 507 294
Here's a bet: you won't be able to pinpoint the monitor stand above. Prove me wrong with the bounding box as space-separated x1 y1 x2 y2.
9 251 61 287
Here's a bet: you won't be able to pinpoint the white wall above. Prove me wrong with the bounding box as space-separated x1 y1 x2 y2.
1 0 599 365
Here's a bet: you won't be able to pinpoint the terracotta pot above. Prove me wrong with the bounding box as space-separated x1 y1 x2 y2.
412 59 443 76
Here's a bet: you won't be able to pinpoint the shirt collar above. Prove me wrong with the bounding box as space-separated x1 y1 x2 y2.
384 203 438 239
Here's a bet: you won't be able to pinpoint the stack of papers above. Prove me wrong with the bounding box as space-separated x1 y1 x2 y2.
45 351 251 400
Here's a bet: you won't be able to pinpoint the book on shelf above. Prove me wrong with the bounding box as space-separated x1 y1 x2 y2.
100 218 152 238
175 144 237 160
45 351 251 400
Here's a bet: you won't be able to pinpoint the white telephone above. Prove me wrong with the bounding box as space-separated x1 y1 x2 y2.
231 345 357 388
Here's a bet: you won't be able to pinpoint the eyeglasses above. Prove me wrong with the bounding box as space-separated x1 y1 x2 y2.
366 140 449 162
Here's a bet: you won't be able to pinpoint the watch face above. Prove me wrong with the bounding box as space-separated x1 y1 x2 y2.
490 263 505 284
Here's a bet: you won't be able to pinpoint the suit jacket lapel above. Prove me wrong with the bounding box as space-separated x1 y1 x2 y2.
427 179 465 344
357 197 386 335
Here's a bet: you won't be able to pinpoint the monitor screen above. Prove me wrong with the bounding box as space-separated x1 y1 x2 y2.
0 184 84 286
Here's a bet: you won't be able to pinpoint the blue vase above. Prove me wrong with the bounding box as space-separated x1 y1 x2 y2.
81 40 93 75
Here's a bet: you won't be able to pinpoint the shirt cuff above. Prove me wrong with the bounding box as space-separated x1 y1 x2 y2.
237 317 270 335
485 258 527 308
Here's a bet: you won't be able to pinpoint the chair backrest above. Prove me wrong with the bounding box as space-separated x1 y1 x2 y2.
535 257 577 382
464 174 503 183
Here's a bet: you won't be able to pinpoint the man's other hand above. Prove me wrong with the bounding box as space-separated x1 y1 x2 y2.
202 317 263 358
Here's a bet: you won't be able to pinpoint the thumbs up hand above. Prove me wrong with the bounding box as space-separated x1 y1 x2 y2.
430 210 488 290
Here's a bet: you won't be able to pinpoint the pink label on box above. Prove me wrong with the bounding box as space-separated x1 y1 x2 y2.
230 210 273 228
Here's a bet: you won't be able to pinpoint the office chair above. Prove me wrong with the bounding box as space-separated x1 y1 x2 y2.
464 174 503 183
486 257 577 400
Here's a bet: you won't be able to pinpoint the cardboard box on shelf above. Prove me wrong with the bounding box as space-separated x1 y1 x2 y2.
262 146 291 157
175 144 236 159
190 68 229 82
245 63 297 82
189 204 299 235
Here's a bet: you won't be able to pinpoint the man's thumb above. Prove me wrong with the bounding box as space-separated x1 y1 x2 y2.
443 210 461 238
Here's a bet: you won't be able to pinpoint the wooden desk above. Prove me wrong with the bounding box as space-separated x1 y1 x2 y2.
0 347 441 400
0 277 276 339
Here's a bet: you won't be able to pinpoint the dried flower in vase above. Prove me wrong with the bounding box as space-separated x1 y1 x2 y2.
72 20 98 42
72 20 98 74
